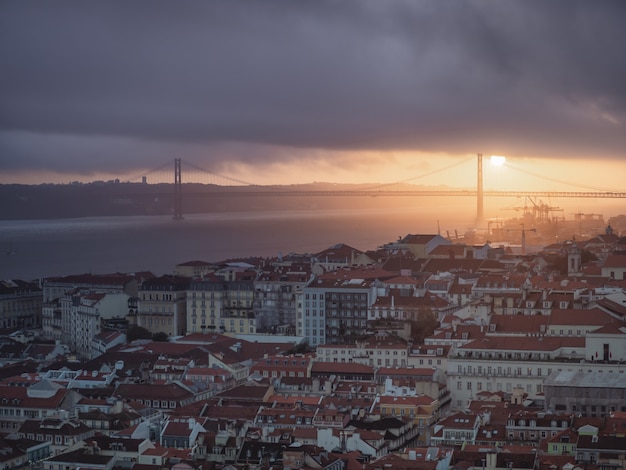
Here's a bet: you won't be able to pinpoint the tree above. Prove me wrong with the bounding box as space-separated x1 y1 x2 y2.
410 308 439 344
152 331 169 342
126 325 152 342
284 341 310 355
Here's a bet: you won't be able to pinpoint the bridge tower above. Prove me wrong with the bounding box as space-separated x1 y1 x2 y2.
476 153 484 224
173 158 183 220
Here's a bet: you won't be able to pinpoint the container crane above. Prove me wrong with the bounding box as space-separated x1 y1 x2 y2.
501 196 563 224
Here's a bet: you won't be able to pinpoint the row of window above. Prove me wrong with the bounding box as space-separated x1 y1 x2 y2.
0 407 40 418
457 380 543 394
141 293 177 301
326 348 405 356
458 365 552 376
261 370 305 378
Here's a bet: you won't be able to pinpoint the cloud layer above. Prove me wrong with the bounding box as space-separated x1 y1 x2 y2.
1 1 625 178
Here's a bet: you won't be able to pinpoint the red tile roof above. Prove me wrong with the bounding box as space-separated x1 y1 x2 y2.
114 382 194 401
311 362 375 374
461 335 584 352
549 307 616 326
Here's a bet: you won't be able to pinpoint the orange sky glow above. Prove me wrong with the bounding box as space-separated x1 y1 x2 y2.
3 152 624 193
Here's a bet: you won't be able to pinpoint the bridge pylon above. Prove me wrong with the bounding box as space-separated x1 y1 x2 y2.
476 153 484 225
173 158 183 220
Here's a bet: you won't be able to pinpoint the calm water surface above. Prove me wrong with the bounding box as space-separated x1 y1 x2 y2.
0 208 474 280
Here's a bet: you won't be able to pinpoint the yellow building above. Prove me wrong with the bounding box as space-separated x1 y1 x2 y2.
137 276 190 337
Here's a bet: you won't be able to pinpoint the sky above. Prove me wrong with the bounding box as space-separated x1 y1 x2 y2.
1 1 626 191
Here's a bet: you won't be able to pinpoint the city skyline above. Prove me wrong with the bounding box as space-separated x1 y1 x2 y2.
1 1 625 189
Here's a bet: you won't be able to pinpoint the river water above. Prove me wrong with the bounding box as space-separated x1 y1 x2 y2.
0 206 475 281
3 194 624 282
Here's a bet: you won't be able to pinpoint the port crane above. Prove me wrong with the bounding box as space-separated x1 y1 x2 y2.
502 196 563 225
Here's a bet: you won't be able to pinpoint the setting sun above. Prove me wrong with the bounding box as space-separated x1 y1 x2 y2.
490 155 506 166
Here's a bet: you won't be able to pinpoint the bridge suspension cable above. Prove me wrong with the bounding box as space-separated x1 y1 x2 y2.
181 160 285 191
505 162 624 193
124 160 174 183
356 156 475 192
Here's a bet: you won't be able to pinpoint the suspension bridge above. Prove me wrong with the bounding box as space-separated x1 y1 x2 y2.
121 155 626 220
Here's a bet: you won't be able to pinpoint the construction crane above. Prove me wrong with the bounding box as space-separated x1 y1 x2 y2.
507 223 537 255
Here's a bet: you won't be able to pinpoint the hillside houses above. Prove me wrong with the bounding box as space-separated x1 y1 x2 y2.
2 231 626 468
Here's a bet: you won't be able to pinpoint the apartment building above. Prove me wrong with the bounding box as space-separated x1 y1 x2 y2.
369 288 451 324
186 276 225 334
186 272 256 335
446 329 624 410
298 266 399 346
136 275 190 337
316 332 409 368
430 411 481 446
42 298 62 340
0 279 42 330
59 291 129 359
42 273 139 303
254 265 309 333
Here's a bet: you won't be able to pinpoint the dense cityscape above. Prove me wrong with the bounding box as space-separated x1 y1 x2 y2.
3 1 626 470
1 213 625 470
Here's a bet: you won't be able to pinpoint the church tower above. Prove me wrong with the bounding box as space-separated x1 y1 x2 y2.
567 241 581 276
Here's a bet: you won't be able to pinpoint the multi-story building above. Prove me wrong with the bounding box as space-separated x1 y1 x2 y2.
601 254 626 280
42 298 62 340
406 344 449 371
506 409 572 444
250 354 313 380
300 276 380 346
471 273 528 300
174 260 217 278
369 286 448 319
547 307 616 337
575 423 626 466
372 394 441 446
43 273 143 342
42 273 139 303
316 332 409 368
91 329 126 359
0 379 82 433
186 272 256 335
60 291 130 359
136 275 190 337
311 243 368 272
254 264 310 333
187 275 224 334
543 370 626 416
18 417 95 456
0 279 42 330
446 326 624 410
150 357 194 382
383 234 451 259
430 411 481 446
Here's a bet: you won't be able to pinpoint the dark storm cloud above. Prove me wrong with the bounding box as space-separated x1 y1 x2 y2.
1 0 625 175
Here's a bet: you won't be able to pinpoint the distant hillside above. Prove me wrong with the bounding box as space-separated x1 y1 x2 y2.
0 181 431 220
